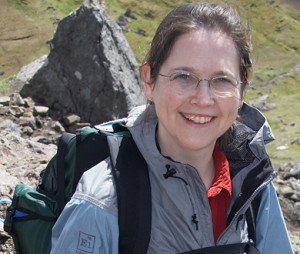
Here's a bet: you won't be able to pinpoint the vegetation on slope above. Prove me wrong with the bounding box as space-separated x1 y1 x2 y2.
0 0 299 162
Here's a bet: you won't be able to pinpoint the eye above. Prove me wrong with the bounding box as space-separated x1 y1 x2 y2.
212 76 236 87
171 72 191 81
214 76 231 83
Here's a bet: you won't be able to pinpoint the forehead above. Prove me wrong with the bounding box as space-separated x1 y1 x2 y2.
162 29 240 76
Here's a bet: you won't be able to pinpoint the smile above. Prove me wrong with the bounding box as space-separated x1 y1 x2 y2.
182 113 213 124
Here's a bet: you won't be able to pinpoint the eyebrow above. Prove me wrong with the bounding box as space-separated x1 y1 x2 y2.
211 70 235 77
170 66 196 73
169 67 236 78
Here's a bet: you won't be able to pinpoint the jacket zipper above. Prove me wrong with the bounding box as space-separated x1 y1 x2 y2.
216 172 276 244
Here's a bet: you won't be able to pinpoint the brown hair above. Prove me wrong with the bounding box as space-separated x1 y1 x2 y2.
144 2 252 91
143 2 253 149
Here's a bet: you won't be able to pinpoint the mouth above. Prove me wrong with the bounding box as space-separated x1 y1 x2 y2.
182 113 213 124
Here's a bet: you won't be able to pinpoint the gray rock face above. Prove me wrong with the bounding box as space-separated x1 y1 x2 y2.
20 0 144 125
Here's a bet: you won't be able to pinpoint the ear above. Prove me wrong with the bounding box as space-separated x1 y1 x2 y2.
142 63 154 101
239 88 244 109
239 94 243 108
239 75 247 109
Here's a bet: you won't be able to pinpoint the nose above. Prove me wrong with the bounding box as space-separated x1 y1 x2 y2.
190 80 214 106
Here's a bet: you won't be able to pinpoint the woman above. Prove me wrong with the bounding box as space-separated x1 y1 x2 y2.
51 2 293 253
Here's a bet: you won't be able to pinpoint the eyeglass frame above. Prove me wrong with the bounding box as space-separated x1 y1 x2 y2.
158 71 244 96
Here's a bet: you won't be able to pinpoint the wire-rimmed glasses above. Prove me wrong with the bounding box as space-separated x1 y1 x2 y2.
159 72 242 97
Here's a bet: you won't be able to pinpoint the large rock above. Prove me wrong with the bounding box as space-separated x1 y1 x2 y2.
20 0 144 124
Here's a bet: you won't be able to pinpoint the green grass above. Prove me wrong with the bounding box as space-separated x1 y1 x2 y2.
0 75 16 94
48 0 84 17
245 66 300 163
261 72 300 162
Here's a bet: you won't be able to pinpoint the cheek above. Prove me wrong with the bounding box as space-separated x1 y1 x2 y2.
229 102 240 121
152 84 174 103
219 97 240 118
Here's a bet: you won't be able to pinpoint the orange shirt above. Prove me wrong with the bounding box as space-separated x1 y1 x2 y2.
207 145 232 243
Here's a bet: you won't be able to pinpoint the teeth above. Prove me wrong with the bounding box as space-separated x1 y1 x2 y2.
184 114 212 124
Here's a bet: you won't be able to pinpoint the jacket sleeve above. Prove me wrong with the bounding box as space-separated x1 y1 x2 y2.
50 197 119 254
255 182 294 254
51 158 119 254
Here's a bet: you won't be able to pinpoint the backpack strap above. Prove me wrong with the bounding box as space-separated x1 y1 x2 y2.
181 242 259 254
73 130 110 193
107 135 151 254
56 132 75 213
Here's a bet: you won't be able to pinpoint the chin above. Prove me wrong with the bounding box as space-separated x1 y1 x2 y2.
181 139 215 151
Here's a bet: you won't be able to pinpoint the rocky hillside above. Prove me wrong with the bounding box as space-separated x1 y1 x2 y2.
0 0 300 253
1 0 300 163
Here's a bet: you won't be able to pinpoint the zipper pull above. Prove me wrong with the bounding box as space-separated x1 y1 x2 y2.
192 214 199 231
163 164 176 178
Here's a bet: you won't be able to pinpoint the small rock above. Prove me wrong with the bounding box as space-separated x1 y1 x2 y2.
0 220 10 239
291 138 300 146
48 130 56 135
136 28 147 37
284 169 300 180
13 93 26 106
63 114 80 126
68 122 90 133
35 116 43 128
22 126 34 136
25 171 39 180
0 105 9 115
9 106 25 117
290 193 300 202
277 145 288 150
33 106 49 117
51 121 65 133
32 136 53 145
249 94 276 111
278 185 294 198
23 112 34 118
117 15 130 32
74 71 82 80
23 98 31 108
0 220 4 232
17 116 36 130
124 8 137 20
288 175 300 190
0 96 10 106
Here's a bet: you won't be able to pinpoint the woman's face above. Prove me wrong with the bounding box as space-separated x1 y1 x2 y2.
143 29 242 159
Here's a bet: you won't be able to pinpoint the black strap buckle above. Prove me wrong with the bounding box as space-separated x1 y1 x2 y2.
4 204 16 234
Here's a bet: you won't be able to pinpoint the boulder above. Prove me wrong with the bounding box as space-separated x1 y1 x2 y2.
0 96 10 106
20 0 144 125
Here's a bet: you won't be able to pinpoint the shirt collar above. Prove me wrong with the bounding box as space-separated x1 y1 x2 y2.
207 145 232 198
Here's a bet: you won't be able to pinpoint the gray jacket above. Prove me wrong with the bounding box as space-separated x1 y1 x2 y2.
51 103 293 254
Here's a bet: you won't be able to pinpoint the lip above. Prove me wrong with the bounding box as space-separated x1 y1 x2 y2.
181 113 214 124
